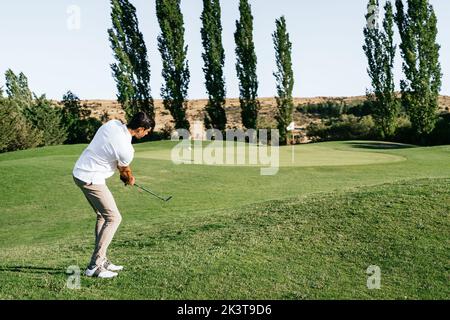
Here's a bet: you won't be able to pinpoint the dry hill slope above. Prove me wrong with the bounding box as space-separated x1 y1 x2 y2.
67 95 450 131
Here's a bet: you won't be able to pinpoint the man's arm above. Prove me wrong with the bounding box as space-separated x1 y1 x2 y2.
118 165 136 186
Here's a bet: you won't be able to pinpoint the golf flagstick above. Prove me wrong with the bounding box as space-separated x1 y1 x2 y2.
287 121 295 164
134 183 173 202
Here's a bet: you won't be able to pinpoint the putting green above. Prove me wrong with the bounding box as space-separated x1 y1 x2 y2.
136 141 405 167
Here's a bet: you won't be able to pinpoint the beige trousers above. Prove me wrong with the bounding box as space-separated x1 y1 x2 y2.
73 176 122 268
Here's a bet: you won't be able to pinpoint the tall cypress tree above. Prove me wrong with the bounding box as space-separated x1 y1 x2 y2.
273 16 294 145
363 0 398 138
201 0 227 132
395 0 442 137
156 0 190 130
108 0 154 124
234 0 259 130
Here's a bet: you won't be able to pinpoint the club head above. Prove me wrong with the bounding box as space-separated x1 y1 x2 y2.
164 196 173 202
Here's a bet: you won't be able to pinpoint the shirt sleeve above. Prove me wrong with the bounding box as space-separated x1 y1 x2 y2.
117 144 134 167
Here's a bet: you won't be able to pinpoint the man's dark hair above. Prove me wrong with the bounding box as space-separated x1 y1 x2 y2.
127 112 154 130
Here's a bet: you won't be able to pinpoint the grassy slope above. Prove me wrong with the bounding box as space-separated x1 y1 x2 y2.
0 141 448 299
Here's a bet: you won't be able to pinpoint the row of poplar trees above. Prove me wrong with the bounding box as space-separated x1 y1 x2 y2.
108 0 295 143
363 0 442 141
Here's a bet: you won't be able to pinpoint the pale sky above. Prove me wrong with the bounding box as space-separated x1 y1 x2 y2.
0 0 448 100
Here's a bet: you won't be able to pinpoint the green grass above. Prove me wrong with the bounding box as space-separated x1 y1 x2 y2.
0 140 448 299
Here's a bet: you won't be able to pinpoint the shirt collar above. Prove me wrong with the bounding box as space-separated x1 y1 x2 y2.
121 122 132 141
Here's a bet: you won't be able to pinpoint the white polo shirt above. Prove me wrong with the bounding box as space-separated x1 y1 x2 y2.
73 120 134 185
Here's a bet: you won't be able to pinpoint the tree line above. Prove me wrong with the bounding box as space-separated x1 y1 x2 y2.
0 0 294 152
0 0 444 153
111 0 442 145
363 0 442 143
109 0 295 143
0 70 102 153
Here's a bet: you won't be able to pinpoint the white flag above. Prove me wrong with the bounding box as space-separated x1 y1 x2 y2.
286 122 295 131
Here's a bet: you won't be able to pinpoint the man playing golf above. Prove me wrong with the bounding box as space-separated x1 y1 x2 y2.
73 112 153 278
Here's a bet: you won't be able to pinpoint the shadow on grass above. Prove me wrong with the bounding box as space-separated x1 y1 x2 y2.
0 265 65 275
345 141 416 150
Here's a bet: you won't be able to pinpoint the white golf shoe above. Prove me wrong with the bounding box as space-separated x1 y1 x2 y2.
85 266 118 278
104 260 124 272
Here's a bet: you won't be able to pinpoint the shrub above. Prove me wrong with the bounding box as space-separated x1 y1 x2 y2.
61 91 101 144
76 118 103 143
390 115 413 143
23 95 67 146
298 101 345 118
347 100 373 117
426 113 450 145
307 115 377 141
0 100 43 153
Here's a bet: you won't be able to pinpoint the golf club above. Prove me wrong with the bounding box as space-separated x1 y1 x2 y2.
134 183 173 202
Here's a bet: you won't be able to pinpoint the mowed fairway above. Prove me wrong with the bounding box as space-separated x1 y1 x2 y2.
0 140 449 299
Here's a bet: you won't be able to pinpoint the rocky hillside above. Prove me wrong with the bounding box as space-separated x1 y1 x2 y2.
66 95 450 131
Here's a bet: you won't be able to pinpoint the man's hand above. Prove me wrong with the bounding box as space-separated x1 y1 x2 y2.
118 165 135 186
